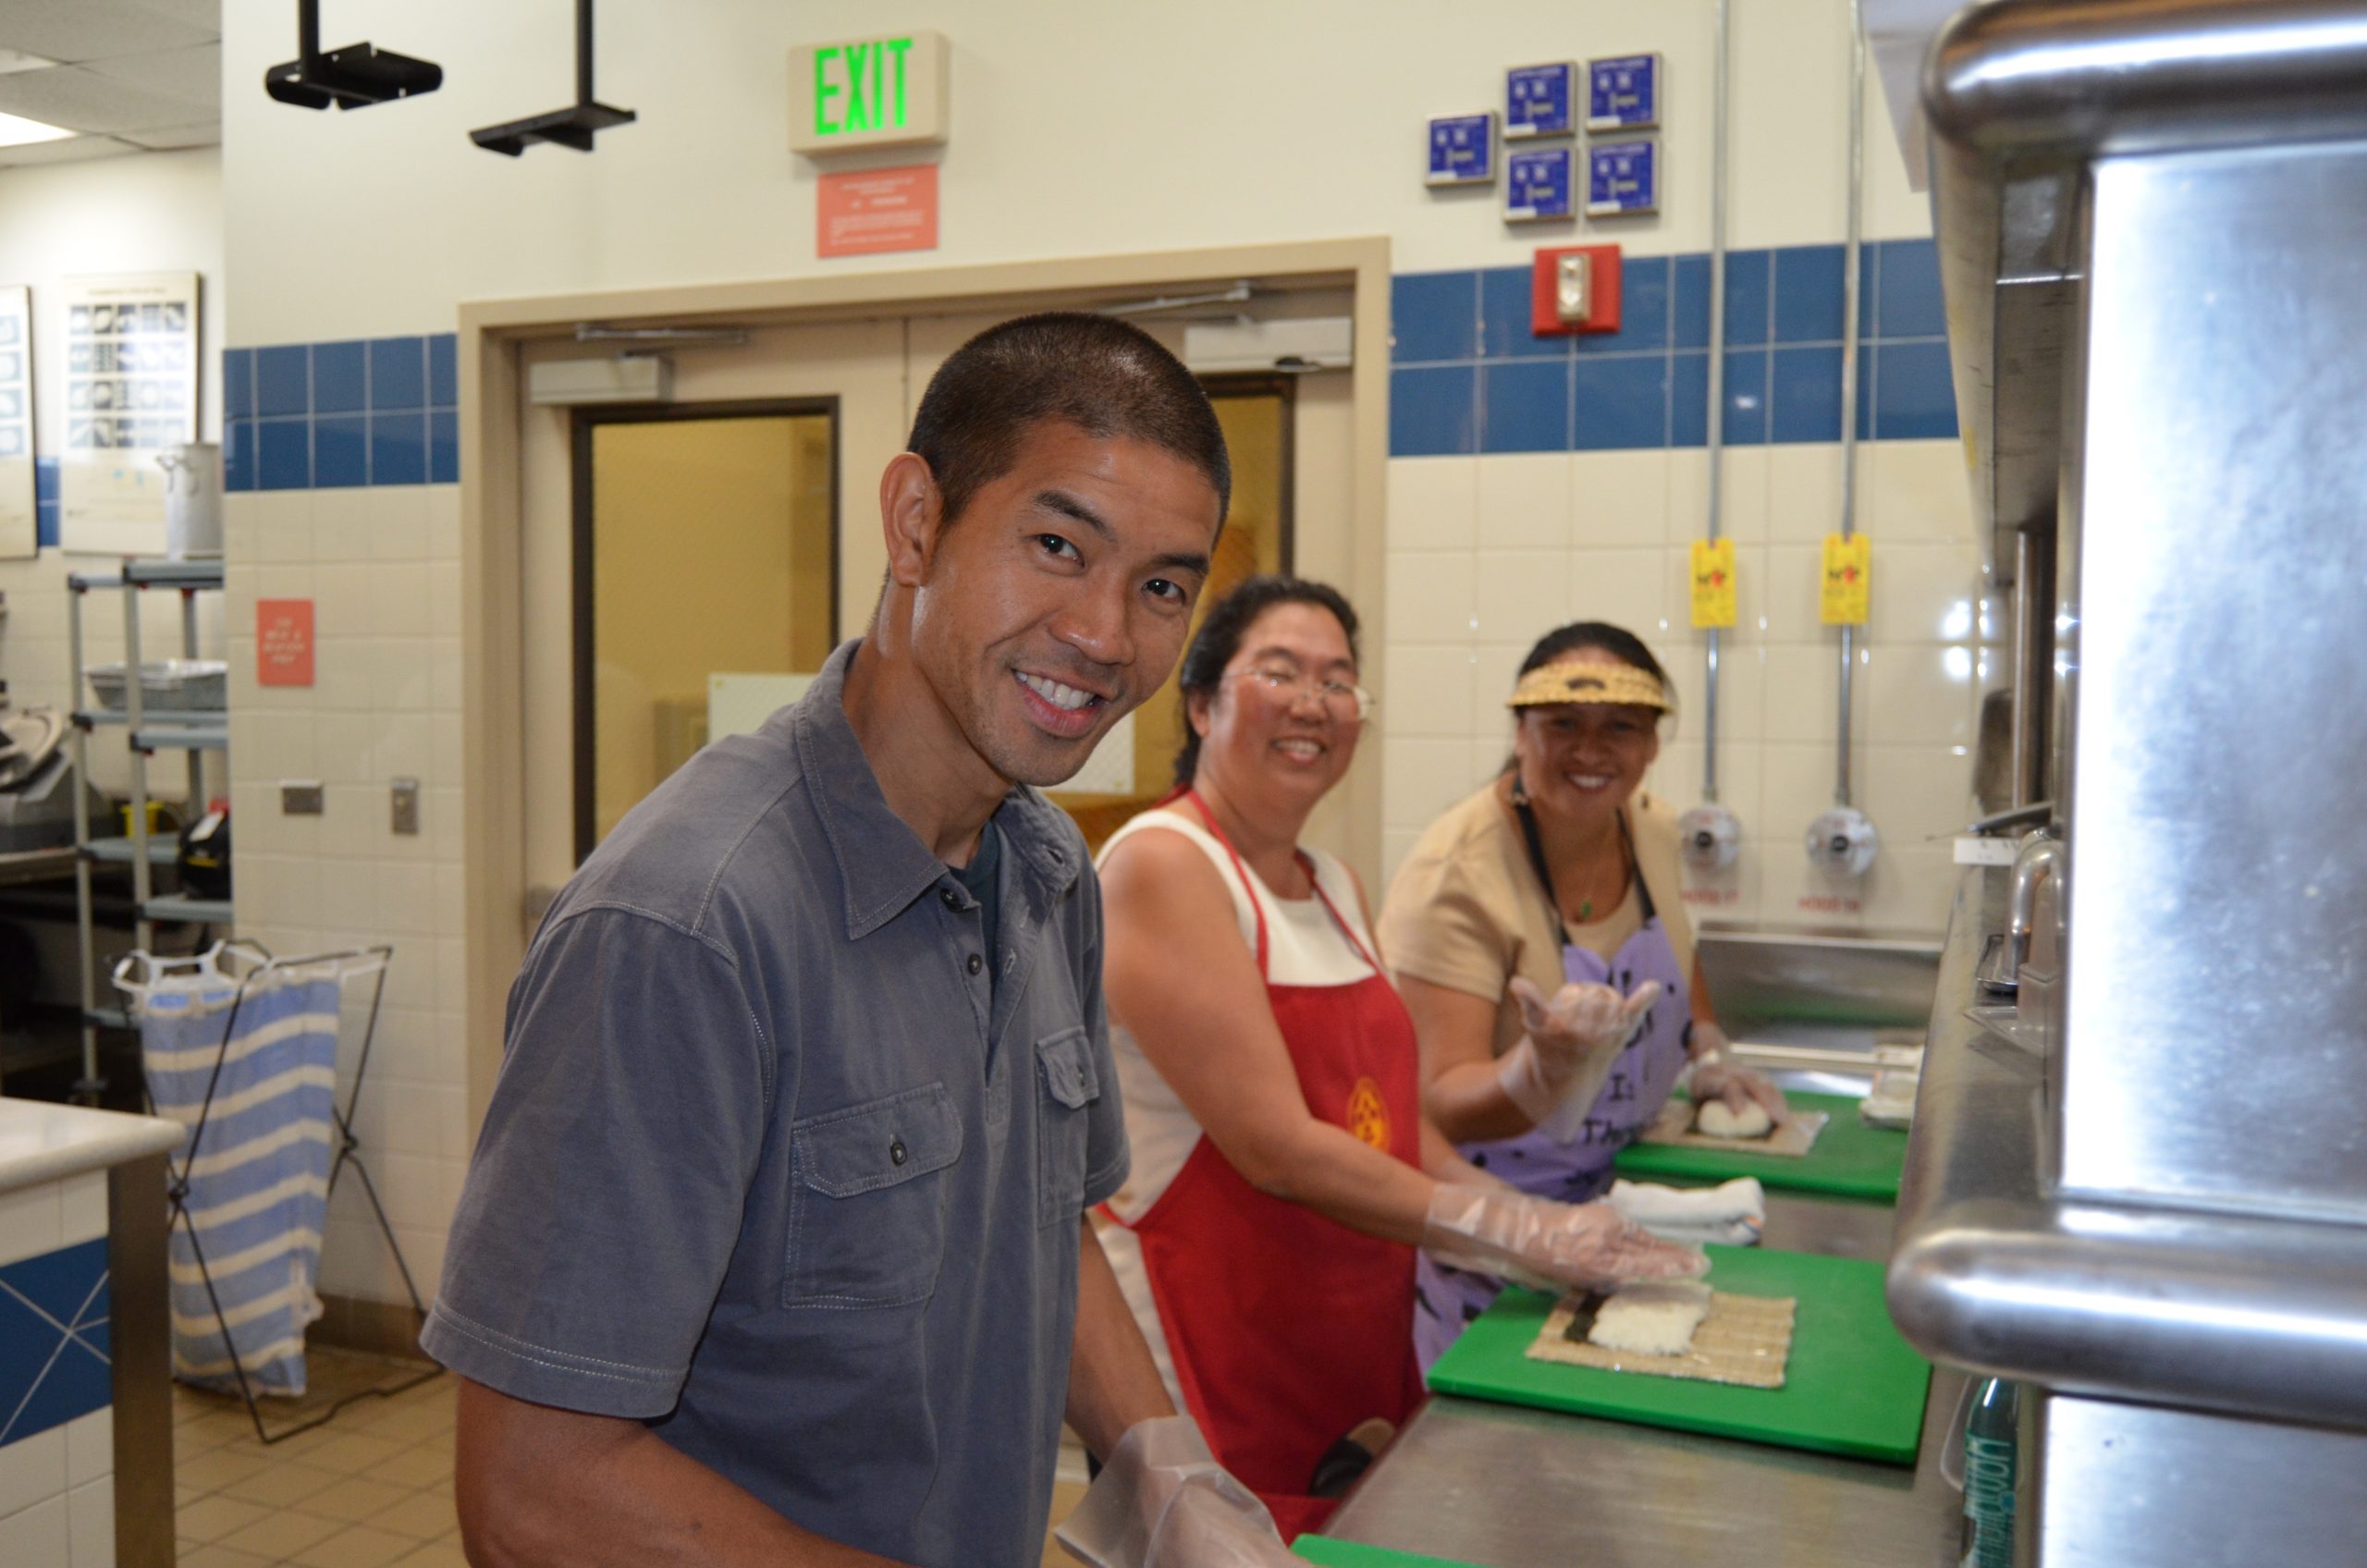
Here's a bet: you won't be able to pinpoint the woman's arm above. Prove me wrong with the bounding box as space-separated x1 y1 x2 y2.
1688 960 1720 1054
1100 829 1437 1244
1402 974 1544 1145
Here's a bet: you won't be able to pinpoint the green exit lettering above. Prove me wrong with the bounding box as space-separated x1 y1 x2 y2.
813 36 915 137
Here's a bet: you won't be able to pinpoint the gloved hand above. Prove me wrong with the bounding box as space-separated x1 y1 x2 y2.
1686 1023 1789 1124
1495 975 1662 1128
1422 1183 1708 1293
1057 1415 1297 1568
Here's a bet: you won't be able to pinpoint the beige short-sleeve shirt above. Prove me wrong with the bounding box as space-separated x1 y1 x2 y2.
1378 779 1696 1063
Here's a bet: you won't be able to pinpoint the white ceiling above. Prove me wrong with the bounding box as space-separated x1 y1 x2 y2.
0 1 220 169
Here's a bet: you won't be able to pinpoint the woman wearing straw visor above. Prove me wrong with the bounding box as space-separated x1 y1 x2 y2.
1095 581 1702 1537
1380 623 1789 1366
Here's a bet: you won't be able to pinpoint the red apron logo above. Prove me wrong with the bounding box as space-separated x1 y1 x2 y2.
1345 1076 1392 1150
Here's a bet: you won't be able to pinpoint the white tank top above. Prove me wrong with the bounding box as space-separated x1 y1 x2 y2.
1092 804 1385 1404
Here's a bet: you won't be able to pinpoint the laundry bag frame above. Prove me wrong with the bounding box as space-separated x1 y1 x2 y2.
116 937 438 1444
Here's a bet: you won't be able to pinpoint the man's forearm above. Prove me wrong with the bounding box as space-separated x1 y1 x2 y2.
1064 1218 1178 1461
456 1378 911 1568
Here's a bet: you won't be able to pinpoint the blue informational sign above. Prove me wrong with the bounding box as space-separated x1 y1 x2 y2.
1505 61 1576 139
1505 144 1576 223
1587 53 1662 130
1426 112 1498 187
1586 138 1659 215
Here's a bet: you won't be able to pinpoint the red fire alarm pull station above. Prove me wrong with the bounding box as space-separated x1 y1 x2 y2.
1531 244 1623 336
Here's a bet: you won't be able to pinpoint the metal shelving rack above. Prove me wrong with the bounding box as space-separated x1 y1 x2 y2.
67 557 228 1097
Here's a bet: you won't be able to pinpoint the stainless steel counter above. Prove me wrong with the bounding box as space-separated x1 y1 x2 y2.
1328 1370 1967 1568
1330 1133 1941 1565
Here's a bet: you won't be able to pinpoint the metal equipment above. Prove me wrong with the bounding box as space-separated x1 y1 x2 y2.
1889 4 2367 1561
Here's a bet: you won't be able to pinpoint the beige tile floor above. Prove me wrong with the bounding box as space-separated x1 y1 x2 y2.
171 1376 463 1568
174 1373 1090 1567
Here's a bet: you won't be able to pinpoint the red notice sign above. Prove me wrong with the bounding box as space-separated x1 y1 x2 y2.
816 164 939 258
258 598 314 688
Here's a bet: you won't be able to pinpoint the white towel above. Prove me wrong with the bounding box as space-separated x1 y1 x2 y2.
1609 1176 1766 1247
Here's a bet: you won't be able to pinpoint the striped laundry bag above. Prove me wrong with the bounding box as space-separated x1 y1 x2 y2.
121 945 344 1397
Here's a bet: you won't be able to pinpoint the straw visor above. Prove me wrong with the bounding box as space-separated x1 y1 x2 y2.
1505 661 1674 711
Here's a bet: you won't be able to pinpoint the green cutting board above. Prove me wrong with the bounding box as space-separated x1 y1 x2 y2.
1424 1243 1932 1465
1294 1537 1481 1568
1612 1090 1907 1202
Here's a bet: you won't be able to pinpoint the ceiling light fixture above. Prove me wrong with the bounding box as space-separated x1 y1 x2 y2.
265 0 442 111
472 0 636 155
0 111 75 149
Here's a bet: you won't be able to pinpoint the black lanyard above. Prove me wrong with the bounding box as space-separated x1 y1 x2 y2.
1509 780 1653 948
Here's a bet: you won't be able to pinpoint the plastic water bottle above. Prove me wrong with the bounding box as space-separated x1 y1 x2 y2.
1960 1378 2018 1567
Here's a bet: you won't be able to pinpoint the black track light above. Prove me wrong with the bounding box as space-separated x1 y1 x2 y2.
264 0 441 110
472 0 637 155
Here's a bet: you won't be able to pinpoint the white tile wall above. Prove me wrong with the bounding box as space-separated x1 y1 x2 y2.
1379 438 1982 937
223 481 470 1305
0 1192 117 1568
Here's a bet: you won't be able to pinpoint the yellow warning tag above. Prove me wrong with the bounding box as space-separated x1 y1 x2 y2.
1690 538 1737 629
1821 533 1870 626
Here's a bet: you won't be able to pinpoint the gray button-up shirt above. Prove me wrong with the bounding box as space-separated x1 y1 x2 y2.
423 640 1129 1568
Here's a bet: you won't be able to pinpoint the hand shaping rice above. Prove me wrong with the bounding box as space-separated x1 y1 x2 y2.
1587 1280 1714 1357
1696 1099 1773 1139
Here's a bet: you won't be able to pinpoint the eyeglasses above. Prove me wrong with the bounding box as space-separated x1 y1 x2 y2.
1227 665 1375 720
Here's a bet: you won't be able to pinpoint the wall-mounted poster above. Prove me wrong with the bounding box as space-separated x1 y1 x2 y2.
59 271 199 556
0 286 31 559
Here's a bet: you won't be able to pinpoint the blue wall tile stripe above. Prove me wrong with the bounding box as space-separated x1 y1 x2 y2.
223 332 460 492
0 1237 112 1447
221 277 1948 476
1390 239 1955 455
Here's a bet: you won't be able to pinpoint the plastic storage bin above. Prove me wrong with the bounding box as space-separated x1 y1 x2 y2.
87 657 227 713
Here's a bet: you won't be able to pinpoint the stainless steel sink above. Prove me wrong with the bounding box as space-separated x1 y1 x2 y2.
1696 928 1939 1094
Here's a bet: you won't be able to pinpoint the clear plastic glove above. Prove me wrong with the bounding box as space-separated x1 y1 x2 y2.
1057 1415 1297 1568
1494 975 1663 1128
1686 1023 1789 1124
1422 1183 1708 1293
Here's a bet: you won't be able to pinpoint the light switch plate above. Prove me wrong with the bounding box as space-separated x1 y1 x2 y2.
281 780 325 815
391 778 420 836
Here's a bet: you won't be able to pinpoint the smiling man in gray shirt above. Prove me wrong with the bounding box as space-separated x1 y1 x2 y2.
425 315 1301 1567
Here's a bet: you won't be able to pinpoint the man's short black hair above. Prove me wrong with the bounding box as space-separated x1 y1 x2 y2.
906 312 1232 530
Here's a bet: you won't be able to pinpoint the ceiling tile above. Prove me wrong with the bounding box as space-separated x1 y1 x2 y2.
81 42 218 110
0 133 140 169
127 0 222 36
0 1 215 66
118 121 218 151
0 64 210 134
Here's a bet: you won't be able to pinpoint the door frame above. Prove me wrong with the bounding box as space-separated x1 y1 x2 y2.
458 238 1392 1123
570 396 841 862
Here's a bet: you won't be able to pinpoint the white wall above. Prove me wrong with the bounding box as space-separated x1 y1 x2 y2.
217 0 1965 1301
0 147 225 797
219 1 1928 340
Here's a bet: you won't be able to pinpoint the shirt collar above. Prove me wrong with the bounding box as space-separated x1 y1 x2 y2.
792 640 1082 940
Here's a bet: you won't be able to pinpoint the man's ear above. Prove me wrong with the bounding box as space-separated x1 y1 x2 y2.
878 451 942 589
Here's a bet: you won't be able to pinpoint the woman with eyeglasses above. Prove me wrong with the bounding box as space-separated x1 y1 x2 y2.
1377 622 1791 1366
1095 578 1702 1538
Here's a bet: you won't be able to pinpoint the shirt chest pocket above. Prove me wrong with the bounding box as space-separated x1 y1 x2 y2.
1035 1027 1101 1229
786 1084 963 1309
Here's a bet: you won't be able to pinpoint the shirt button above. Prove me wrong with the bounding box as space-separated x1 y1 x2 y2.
889 1139 908 1166
966 953 984 976
940 888 961 911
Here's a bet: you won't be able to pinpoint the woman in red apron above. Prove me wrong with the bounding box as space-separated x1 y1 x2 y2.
1096 578 1701 1539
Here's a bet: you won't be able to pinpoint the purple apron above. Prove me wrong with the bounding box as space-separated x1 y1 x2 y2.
1414 802 1692 1369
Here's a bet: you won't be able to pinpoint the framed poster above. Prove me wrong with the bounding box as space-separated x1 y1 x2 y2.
0 286 31 559
59 271 199 556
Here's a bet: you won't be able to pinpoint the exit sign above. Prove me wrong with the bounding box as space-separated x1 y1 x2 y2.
790 31 949 153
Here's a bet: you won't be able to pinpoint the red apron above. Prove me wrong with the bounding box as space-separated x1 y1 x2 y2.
1108 794 1427 1540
